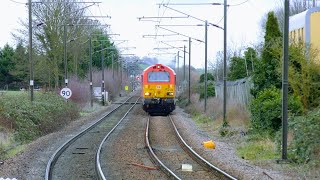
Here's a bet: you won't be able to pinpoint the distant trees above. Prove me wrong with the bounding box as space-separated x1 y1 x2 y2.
199 73 214 83
0 44 15 89
0 43 29 89
12 0 119 90
11 42 29 88
198 73 215 99
219 46 257 81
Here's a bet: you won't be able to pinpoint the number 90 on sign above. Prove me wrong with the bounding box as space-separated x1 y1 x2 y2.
60 88 72 99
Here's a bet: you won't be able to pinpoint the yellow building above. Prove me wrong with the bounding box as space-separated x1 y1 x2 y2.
289 7 320 61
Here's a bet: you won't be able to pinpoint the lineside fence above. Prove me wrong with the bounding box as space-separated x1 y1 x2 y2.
215 77 253 106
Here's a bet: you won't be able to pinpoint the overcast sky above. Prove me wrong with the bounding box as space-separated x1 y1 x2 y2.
1 0 280 68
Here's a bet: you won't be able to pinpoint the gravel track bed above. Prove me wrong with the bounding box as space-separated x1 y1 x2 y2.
51 102 135 180
0 92 305 180
0 94 131 180
100 107 167 179
171 107 293 180
149 115 216 180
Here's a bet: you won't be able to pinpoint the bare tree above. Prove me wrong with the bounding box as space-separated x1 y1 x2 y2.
12 0 103 89
210 47 233 82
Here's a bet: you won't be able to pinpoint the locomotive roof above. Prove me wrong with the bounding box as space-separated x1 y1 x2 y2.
143 64 176 75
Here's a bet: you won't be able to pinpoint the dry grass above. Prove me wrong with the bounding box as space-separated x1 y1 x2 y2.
67 68 126 108
181 93 251 141
68 75 90 108
237 138 279 160
186 93 250 128
92 68 128 99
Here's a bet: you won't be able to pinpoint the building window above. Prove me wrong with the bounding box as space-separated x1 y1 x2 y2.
298 28 302 41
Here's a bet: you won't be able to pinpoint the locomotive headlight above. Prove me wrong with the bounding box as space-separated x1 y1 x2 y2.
145 92 151 96
167 92 174 96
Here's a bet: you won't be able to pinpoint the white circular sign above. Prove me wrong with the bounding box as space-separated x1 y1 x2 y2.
60 88 72 99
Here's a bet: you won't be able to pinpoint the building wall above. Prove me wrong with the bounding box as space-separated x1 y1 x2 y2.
289 27 305 43
310 11 320 62
289 8 320 63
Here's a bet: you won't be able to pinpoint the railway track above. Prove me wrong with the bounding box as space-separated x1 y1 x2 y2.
45 96 140 180
96 97 140 179
145 115 237 180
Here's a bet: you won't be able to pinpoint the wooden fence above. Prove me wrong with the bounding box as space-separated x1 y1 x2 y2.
215 77 253 106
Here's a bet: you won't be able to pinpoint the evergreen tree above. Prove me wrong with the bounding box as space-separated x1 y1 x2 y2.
251 11 282 97
228 56 247 81
227 47 258 81
0 44 15 88
199 73 214 83
11 42 28 87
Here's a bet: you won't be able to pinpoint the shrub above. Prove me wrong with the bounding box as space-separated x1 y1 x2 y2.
288 108 320 165
249 86 303 135
68 76 90 108
199 82 215 99
0 92 79 142
199 73 214 83
288 43 320 109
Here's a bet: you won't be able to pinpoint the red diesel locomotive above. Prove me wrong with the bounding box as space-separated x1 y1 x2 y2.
141 64 176 114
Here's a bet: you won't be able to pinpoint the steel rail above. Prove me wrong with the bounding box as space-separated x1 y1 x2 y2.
45 96 134 180
145 116 181 180
96 97 141 180
168 115 237 180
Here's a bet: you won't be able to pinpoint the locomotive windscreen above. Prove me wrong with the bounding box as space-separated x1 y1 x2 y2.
148 71 170 82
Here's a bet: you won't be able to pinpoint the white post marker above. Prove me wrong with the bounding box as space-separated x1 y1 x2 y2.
60 87 72 99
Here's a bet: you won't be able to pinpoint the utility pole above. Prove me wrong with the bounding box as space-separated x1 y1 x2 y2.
177 51 180 90
112 53 114 79
204 20 208 112
89 36 93 107
120 58 122 94
64 24 68 87
101 43 105 106
28 0 34 102
183 45 186 82
282 0 290 161
188 37 191 104
216 60 219 81
223 0 228 126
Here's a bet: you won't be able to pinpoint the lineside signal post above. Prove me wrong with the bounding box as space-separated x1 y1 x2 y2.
60 88 72 99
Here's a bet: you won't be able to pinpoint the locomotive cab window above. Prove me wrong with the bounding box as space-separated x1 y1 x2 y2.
148 71 170 82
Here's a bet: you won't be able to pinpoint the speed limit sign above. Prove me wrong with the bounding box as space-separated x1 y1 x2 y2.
60 88 72 99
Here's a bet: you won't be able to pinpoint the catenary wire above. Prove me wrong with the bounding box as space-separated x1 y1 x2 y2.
9 0 26 5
